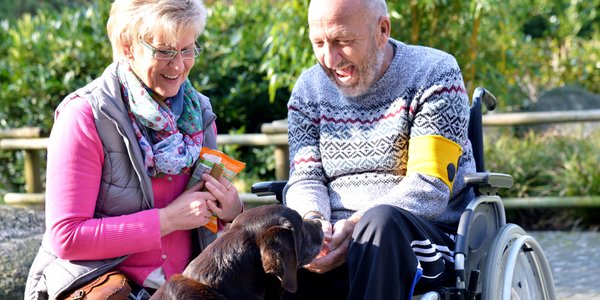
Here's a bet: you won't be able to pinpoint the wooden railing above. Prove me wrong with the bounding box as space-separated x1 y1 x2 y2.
2 110 600 207
481 109 600 126
0 129 287 206
0 127 45 205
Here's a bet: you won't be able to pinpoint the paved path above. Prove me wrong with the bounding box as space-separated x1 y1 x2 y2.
530 231 600 300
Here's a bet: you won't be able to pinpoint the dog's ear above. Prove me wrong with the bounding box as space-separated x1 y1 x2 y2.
258 224 299 292
161 274 219 300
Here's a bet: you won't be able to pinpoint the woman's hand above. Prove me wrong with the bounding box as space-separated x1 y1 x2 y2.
158 181 216 236
201 172 244 222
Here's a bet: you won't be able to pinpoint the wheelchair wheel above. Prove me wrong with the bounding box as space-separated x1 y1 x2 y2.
482 224 556 300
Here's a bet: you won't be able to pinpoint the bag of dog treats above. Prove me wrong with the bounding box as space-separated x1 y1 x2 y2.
188 147 246 233
188 147 246 188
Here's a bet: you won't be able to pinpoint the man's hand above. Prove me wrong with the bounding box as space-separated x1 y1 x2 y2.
303 219 356 273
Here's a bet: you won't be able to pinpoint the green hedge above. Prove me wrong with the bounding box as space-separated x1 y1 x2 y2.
3 0 598 131
486 130 600 198
485 129 600 230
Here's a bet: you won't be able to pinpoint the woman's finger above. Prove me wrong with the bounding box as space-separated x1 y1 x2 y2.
182 180 204 194
206 200 222 215
218 176 233 189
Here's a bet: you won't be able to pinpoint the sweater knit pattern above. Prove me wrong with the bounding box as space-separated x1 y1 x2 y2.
284 39 475 226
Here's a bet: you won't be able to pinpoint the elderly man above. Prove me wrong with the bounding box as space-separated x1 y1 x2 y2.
283 0 475 299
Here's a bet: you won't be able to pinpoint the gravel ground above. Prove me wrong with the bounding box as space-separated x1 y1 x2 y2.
0 206 45 299
530 231 600 300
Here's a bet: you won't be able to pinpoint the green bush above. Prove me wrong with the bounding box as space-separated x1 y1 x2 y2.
386 0 600 109
0 3 112 195
0 4 112 130
485 130 600 230
0 0 92 21
189 0 314 183
2 0 599 139
194 0 298 133
486 130 600 198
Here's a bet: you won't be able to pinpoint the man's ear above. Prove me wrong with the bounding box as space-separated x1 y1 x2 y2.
258 225 299 293
376 15 391 47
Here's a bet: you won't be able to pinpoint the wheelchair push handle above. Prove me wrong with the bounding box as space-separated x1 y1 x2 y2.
469 87 497 173
472 87 496 112
250 180 287 203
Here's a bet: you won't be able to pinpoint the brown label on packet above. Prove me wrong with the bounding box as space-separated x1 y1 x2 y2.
202 164 224 191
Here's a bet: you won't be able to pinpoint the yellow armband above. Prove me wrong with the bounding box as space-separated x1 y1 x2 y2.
407 135 463 192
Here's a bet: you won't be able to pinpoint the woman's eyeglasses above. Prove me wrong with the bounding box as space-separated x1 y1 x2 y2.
139 39 202 60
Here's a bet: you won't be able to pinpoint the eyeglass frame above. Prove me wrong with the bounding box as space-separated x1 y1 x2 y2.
138 38 202 60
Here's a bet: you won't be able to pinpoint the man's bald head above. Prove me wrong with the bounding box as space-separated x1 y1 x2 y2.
308 0 388 25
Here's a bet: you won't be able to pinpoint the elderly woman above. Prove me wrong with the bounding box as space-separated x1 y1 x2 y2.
24 0 243 299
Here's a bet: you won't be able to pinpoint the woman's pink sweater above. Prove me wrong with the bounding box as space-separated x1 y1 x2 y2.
45 96 193 285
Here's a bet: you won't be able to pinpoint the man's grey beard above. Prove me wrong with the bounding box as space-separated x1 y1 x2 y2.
323 44 385 98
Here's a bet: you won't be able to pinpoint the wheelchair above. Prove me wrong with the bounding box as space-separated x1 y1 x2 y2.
251 87 557 300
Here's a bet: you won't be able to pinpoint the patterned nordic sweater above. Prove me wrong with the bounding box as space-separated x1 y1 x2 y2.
284 39 476 227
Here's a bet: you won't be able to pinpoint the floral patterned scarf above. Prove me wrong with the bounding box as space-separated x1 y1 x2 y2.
118 62 204 177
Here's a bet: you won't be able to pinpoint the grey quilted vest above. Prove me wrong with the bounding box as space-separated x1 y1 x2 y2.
24 62 218 300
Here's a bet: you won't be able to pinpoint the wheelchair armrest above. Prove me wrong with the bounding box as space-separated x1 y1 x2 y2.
464 172 513 195
464 172 513 188
250 180 287 203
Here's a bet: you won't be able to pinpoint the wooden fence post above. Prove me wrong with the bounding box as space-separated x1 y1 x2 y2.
23 149 43 193
260 119 289 180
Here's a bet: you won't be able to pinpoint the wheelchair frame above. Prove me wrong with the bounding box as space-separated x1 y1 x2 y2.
251 87 557 300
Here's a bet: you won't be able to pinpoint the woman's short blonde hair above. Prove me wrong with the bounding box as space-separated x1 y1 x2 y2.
107 0 207 61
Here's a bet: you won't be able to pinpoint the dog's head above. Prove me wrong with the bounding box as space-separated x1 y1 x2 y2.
230 205 323 293
161 205 323 300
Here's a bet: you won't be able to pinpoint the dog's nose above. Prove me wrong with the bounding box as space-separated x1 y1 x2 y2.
303 219 324 244
298 220 325 265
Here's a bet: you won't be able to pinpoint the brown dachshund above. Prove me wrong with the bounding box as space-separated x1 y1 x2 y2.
157 205 324 300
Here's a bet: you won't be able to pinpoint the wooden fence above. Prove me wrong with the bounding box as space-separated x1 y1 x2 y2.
2 110 600 207
0 127 287 206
